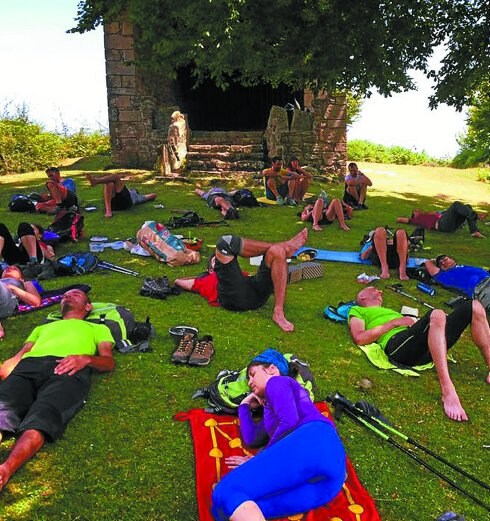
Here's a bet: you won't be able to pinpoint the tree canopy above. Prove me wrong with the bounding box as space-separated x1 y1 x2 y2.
72 0 489 110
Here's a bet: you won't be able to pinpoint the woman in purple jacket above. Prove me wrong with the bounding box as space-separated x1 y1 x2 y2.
211 349 346 521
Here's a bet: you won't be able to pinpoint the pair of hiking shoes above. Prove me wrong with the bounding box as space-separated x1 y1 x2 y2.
172 333 214 366
276 196 297 207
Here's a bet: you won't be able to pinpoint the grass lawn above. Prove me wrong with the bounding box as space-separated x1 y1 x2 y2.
0 160 488 521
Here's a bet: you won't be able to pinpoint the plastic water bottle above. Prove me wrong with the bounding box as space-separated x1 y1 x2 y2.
417 282 435 296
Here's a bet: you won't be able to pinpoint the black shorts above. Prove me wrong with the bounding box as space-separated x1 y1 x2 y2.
309 214 333 226
215 257 274 311
371 233 406 269
0 357 91 442
61 190 78 209
207 193 234 209
385 301 473 366
111 186 133 211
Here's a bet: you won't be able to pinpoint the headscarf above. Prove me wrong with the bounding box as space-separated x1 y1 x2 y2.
251 348 289 376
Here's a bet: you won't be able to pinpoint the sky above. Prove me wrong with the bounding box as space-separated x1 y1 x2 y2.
0 1 468 159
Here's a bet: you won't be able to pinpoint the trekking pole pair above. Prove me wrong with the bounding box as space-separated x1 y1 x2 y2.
327 392 490 513
98 261 140 277
386 283 435 309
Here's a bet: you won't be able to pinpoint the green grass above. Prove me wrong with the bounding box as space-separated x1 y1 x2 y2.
0 163 489 521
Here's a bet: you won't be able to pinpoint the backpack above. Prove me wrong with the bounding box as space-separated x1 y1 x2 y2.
232 189 259 207
45 210 84 242
323 300 357 323
56 252 99 275
166 211 203 229
8 194 37 213
46 302 153 352
136 221 200 267
192 353 317 415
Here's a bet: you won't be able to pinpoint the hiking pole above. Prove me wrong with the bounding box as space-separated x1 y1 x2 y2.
98 261 140 277
327 394 490 512
386 283 434 309
329 393 490 492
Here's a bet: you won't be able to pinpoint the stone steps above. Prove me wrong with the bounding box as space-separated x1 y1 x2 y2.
187 130 266 175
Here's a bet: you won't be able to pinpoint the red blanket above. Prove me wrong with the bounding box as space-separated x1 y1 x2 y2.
175 403 381 521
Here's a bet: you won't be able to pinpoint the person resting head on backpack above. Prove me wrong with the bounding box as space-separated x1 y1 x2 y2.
0 222 55 266
195 187 239 220
0 265 41 339
85 173 157 218
211 348 346 521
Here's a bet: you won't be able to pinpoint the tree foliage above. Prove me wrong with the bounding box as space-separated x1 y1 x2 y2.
72 0 489 109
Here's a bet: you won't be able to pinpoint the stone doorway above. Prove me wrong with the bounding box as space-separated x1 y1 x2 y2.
176 68 302 131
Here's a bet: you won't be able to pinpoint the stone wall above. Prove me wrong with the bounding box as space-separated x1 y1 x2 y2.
265 92 347 178
104 13 178 167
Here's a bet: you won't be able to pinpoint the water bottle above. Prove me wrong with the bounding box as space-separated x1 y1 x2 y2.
417 282 435 296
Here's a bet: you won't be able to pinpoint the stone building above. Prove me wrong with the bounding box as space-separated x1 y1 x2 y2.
103 14 347 176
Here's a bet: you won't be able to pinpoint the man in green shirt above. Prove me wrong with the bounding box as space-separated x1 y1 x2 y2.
348 286 490 423
0 289 115 491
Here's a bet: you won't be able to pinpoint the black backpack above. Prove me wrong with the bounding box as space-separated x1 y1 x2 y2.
166 211 203 229
8 194 37 213
192 353 317 415
46 210 84 242
232 189 259 207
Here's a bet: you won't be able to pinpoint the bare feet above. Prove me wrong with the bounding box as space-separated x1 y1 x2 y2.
477 212 488 221
399 271 409 281
486 371 490 385
272 311 294 332
313 224 323 232
472 231 485 238
0 464 11 492
105 211 113 218
0 323 4 340
380 270 390 279
340 224 350 232
284 228 308 257
442 391 468 421
85 174 96 187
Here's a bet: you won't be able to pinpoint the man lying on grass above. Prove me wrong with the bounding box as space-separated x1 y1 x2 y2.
175 229 308 332
348 286 490 422
0 289 114 491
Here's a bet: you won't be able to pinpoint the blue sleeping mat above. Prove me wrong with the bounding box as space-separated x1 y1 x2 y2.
294 247 426 268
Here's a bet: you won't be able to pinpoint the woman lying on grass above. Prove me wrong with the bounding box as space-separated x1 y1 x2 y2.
300 196 350 232
211 348 346 521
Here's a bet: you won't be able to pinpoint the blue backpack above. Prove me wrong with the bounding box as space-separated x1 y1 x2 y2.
56 252 99 275
323 300 357 323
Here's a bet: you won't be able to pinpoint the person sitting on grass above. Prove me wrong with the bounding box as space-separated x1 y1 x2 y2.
348 286 490 422
0 222 55 266
211 348 346 521
195 187 239 220
396 201 486 238
299 195 350 232
35 167 79 214
360 227 409 280
0 265 41 340
343 162 372 210
285 155 313 203
262 156 297 206
0 289 114 491
424 255 490 310
175 229 308 332
85 173 157 218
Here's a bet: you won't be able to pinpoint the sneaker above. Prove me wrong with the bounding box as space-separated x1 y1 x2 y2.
276 196 286 206
140 277 172 299
360 203 369 210
188 335 214 366
286 197 297 207
171 333 196 363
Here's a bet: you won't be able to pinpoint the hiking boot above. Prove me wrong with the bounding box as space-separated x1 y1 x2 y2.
276 196 286 206
171 333 196 364
140 277 172 299
286 197 297 207
360 203 369 210
188 335 214 366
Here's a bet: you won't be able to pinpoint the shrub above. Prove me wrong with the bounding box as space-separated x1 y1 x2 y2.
62 129 110 157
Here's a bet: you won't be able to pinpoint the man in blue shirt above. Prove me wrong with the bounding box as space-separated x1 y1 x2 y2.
424 255 490 310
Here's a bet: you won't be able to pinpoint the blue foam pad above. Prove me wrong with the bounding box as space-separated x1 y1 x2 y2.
294 247 426 268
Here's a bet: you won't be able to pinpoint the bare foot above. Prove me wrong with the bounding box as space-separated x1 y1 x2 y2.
272 311 294 332
313 224 323 232
442 391 468 421
0 464 12 492
105 211 113 218
472 231 485 238
284 228 308 257
380 270 390 279
0 323 4 340
399 271 409 281
486 371 490 384
85 174 96 187
477 212 488 220
340 224 350 232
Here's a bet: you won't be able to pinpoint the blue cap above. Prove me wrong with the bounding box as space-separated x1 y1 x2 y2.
251 348 289 375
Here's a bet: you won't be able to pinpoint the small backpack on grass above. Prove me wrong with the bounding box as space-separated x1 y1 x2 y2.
8 194 37 213
45 210 84 242
47 302 153 352
56 252 99 275
192 353 317 414
324 300 357 323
